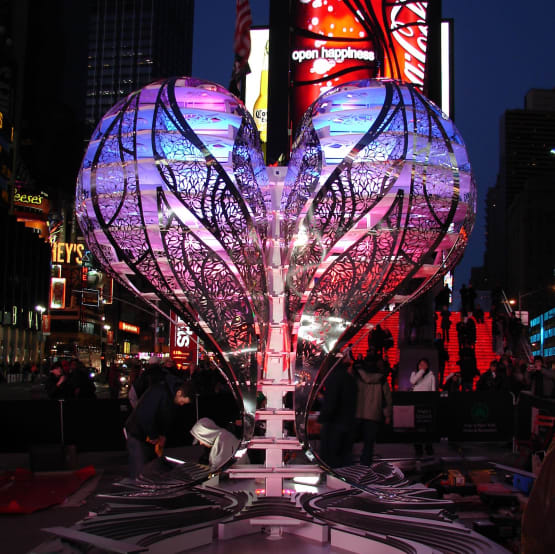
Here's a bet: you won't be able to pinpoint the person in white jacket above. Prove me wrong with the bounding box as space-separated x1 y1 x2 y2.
410 358 436 391
409 358 436 456
190 417 240 471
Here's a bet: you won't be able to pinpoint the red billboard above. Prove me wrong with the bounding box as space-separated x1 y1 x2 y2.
169 311 198 369
290 0 433 128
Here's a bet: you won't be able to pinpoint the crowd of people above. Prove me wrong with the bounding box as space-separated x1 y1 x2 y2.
432 282 554 398
317 346 394 468
0 361 41 383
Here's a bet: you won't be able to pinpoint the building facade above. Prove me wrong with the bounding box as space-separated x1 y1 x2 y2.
85 0 194 128
485 88 555 318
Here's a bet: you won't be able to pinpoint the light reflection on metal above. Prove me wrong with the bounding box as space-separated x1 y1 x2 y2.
76 78 475 471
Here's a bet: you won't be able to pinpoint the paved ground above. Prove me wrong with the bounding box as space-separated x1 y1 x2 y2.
0 439 527 554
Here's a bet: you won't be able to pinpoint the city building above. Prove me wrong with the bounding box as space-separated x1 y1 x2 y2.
0 202 50 368
484 88 555 320
85 0 194 128
530 308 555 365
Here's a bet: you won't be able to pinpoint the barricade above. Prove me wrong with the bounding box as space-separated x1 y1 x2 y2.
380 391 515 443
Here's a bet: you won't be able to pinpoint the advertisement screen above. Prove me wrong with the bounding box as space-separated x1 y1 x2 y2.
245 28 270 118
290 0 433 129
170 311 198 369
50 278 66 310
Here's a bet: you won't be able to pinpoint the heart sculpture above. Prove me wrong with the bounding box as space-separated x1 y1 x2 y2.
76 77 475 455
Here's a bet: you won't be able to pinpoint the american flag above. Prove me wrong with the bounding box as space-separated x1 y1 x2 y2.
229 0 252 97
234 0 252 69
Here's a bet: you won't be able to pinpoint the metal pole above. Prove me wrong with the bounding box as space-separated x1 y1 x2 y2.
58 399 65 446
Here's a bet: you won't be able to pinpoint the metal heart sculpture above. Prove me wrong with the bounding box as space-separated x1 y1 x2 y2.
76 77 475 452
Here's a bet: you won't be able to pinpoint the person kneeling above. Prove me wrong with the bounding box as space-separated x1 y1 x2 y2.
190 417 240 471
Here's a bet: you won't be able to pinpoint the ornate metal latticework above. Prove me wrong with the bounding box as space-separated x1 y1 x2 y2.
76 78 270 435
76 78 475 463
287 80 475 444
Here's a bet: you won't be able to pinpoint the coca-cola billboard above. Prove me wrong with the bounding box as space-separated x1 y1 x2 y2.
290 0 434 129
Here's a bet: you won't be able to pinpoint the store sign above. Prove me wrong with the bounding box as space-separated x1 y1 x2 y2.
119 321 140 335
51 242 85 265
170 311 198 367
42 314 51 335
13 191 46 208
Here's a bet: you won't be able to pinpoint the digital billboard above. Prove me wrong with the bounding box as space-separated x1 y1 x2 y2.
50 278 66 310
290 0 435 129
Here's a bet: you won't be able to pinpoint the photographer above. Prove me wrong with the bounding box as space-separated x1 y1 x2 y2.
410 358 436 391
525 355 555 398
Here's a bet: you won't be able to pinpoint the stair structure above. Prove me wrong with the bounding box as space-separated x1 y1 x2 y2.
347 310 498 388
442 312 497 380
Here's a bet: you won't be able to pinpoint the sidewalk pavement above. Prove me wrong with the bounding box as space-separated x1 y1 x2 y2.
0 439 525 554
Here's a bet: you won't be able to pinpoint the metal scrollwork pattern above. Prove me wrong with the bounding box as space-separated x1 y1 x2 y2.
76 78 271 439
76 77 476 469
286 81 475 447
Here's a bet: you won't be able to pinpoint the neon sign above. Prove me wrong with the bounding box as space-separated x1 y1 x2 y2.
118 321 140 335
51 242 84 265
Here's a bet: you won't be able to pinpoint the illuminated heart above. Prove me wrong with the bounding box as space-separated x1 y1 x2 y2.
76 77 475 450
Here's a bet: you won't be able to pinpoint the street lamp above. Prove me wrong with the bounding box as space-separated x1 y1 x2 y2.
514 285 555 315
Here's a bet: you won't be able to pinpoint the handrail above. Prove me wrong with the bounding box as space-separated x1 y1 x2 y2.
500 289 534 362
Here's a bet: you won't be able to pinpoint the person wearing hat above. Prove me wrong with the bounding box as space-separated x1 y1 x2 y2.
124 376 194 480
190 417 240 471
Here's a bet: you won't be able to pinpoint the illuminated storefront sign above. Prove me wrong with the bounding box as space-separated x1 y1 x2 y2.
51 242 85 265
290 0 433 128
42 314 51 335
170 311 198 368
13 191 46 208
50 278 66 309
119 321 140 335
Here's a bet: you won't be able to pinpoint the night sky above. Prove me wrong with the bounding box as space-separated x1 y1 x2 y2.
192 0 555 288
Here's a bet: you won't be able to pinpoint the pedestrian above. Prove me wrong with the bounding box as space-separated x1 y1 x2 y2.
107 362 121 399
410 358 436 456
124 377 194 480
440 307 452 343
317 358 358 468
190 417 240 471
434 333 449 387
128 356 167 408
458 346 479 391
45 361 73 399
410 358 436 391
476 360 508 391
525 356 555 398
354 357 392 466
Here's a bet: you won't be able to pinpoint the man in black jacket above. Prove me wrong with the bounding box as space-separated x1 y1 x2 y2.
318 358 358 468
124 375 194 479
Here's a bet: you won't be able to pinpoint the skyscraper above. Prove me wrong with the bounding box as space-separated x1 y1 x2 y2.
485 88 555 316
85 0 194 128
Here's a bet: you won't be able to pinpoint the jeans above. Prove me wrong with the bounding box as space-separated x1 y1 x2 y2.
320 422 354 468
126 433 155 479
356 419 379 466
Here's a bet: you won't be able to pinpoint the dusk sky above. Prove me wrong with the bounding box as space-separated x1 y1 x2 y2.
192 0 555 289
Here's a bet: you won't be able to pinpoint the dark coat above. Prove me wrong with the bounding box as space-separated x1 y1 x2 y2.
318 364 357 429
125 374 182 441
